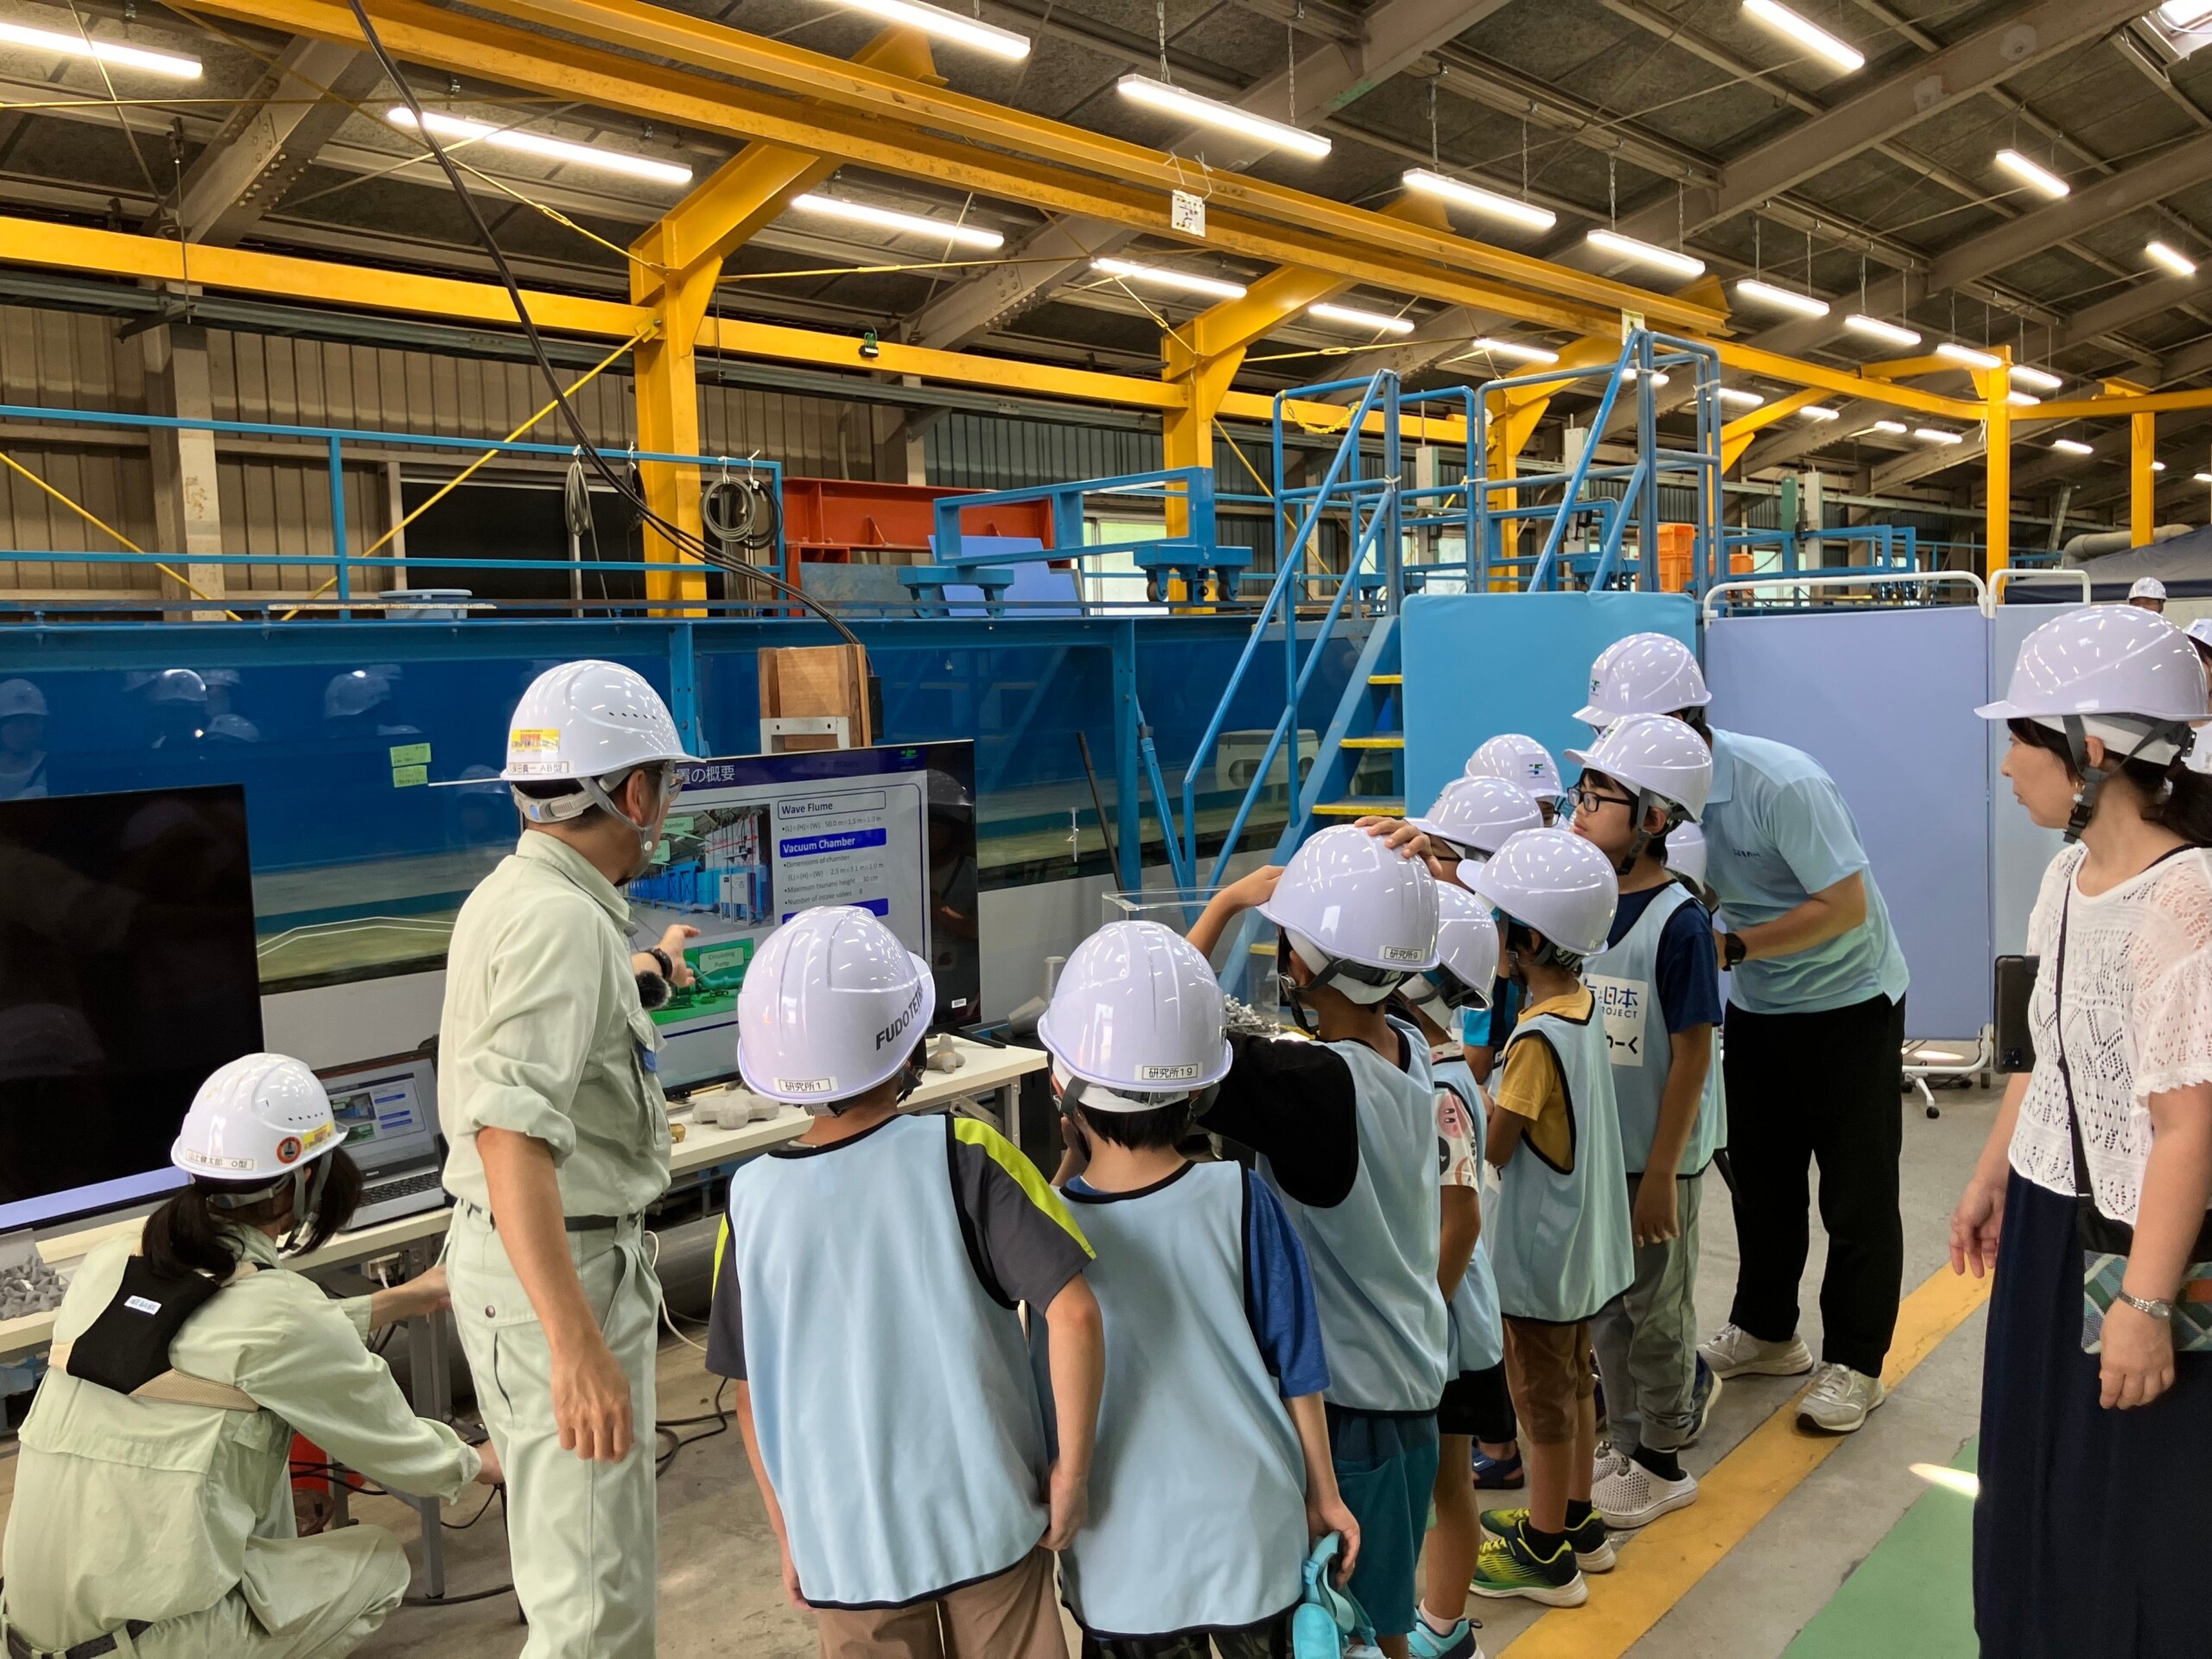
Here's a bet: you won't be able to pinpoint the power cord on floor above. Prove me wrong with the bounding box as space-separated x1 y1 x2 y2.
645 1228 709 1353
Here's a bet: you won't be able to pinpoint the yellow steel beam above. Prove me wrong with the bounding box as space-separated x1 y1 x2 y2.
183 0 1720 336
2018 387 2212 418
1711 341 1982 421
708 316 1185 410
441 0 1730 332
1720 388 1827 473
1975 359 2012 577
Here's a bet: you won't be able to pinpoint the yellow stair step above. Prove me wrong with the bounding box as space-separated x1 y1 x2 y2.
1314 799 1403 817
1369 673 1403 685
1338 735 1405 750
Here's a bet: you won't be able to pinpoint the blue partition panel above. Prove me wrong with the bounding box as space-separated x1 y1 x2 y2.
1401 590 1699 817
1706 607 1992 1040
1990 603 2065 957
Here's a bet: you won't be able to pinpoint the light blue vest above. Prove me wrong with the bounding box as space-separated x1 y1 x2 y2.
722 1114 1050 1608
1583 882 1727 1177
1433 1050 1505 1376
1264 1020 1449 1412
1490 1001 1636 1325
1033 1162 1306 1639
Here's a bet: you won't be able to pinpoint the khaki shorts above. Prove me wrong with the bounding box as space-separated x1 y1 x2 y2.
1503 1317 1597 1446
813 1547 1066 1659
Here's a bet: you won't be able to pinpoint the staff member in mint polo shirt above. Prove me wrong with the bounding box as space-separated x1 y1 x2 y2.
1577 633 1910 1436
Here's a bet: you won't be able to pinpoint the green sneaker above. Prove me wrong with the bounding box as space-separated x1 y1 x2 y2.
1478 1506 1615 1572
1471 1520 1587 1608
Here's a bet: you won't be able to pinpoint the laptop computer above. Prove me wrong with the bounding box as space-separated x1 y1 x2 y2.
317 1053 450 1230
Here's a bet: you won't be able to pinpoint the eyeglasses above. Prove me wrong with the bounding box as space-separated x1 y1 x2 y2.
1569 783 1637 816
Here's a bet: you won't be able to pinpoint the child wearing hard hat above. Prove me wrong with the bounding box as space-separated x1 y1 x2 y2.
1563 715 1726 1532
1395 887 1513 1654
1033 919 1361 1656
1466 733 1568 827
705 906 1104 1656
1187 828 1457 1659
1465 829 1635 1609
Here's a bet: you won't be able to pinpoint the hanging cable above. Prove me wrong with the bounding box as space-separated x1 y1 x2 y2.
342 0 862 645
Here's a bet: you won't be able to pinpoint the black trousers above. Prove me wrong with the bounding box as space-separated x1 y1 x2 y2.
1722 991 1905 1377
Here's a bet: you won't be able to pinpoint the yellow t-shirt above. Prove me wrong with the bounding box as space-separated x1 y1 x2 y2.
1492 987 1594 1172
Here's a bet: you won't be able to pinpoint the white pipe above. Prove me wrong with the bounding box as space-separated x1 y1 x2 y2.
2061 524 2191 559
1702 569 1991 620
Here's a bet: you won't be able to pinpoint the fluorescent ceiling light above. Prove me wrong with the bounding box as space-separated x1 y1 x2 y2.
1869 419 1908 434
1308 302 1415 335
823 0 1028 58
1118 75 1330 159
2050 438 2094 455
2155 460 2170 471
1623 367 1671 386
389 109 692 185
1090 257 1247 301
1466 337 1559 365
0 17 199 76
1935 341 2003 371
790 193 1001 248
1401 169 1555 232
2010 364 2063 392
1718 387 1765 408
1741 0 1866 73
2162 2 2212 29
2148 239 2199 277
1798 404 1840 421
1915 428 1965 445
2009 391 2041 407
1843 313 1922 348
1735 278 1829 318
1995 149 2069 200
1586 229 1706 280
2198 472 2212 483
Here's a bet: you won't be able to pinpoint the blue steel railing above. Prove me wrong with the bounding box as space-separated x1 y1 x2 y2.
1179 370 1401 887
0 400 782 614
1719 524 1921 579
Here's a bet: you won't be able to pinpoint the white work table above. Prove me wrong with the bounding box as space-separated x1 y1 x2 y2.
0 1034 1045 1598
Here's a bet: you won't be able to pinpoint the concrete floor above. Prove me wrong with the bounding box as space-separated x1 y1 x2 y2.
345 1081 1998 1659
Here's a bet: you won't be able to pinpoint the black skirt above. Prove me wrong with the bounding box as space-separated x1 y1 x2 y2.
1975 1173 2212 1657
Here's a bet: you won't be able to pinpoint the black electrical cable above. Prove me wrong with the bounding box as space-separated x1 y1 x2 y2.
346 0 863 650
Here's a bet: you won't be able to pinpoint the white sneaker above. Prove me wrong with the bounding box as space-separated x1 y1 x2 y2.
1796 1363 1885 1433
1592 1456 1700 1530
1592 1442 1633 1484
1698 1322 1815 1380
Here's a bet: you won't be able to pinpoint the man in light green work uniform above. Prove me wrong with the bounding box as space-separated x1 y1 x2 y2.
2 1051 495 1659
438 658 700 1659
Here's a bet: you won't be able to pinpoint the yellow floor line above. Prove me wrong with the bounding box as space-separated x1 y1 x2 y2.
1498 1264 1993 1659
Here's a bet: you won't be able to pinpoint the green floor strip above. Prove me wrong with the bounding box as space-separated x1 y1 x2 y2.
1782 1440 1978 1659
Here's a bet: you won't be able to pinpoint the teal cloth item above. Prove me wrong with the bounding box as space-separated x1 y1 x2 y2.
1293 1533 1374 1659
1584 882 1726 1176
1488 1001 1636 1325
1433 1054 1504 1375
1700 729 1910 1016
1263 1021 1448 1413
1326 1407 1440 1639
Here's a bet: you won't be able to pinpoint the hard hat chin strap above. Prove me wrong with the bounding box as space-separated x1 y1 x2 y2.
2062 715 2189 843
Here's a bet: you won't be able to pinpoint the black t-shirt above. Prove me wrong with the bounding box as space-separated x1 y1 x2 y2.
1199 1032 1359 1208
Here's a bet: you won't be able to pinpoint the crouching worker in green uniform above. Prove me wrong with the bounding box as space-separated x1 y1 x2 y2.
0 1052 497 1659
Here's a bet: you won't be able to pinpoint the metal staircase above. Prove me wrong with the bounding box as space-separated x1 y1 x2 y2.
1166 332 1720 989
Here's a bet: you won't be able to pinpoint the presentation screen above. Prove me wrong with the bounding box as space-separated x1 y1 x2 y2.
0 784 264 1230
627 741 980 1096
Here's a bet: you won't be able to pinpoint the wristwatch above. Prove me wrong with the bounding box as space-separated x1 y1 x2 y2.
1721 932 1749 970
645 946 674 978
2116 1288 2177 1321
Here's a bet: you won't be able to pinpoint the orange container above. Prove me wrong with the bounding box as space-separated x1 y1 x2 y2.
1656 524 1696 592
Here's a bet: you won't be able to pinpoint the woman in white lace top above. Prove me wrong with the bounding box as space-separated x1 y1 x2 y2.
1959 604 2212 1658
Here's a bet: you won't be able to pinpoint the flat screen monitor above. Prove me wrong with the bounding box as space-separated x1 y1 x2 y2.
0 784 264 1230
632 741 980 1097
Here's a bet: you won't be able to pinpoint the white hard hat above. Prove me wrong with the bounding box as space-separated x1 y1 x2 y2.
1037 921 1231 1109
500 659 698 788
2132 577 2168 601
1977 605 2207 747
1577 632 1710 727
2188 618 2212 651
1259 824 1440 1005
0 679 45 720
1415 883 1499 1011
1666 821 1708 887
1408 774 1545 860
146 668 207 707
1465 734 1565 804
1467 827 1620 960
736 906 935 1109
172 1053 342 1184
1566 712 1714 822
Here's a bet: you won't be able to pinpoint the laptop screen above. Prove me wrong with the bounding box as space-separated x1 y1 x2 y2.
317 1057 439 1177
